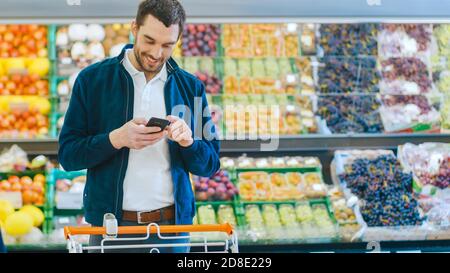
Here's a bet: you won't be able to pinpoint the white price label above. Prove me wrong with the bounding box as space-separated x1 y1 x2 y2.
286 74 296 84
286 105 296 112
275 80 282 90
286 23 298 33
58 217 71 224
0 192 22 209
56 192 83 210
312 184 323 191
302 118 314 127
301 35 313 47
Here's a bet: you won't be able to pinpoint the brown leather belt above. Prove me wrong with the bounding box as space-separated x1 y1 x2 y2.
122 205 175 224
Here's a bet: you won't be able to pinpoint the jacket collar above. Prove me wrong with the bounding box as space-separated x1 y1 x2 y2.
116 44 179 75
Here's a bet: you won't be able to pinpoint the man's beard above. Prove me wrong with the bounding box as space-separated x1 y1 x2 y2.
133 47 164 75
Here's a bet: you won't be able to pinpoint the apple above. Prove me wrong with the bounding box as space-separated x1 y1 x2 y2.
196 191 208 201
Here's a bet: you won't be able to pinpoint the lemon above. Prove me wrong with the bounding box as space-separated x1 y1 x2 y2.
4 58 26 73
27 58 50 77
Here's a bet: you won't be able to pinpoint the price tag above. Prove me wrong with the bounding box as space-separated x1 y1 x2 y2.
384 65 393 72
302 118 314 127
305 158 317 166
0 192 22 208
275 80 282 90
312 184 323 191
286 23 298 33
301 35 313 47
286 74 296 84
286 105 296 112
57 217 71 225
61 57 72 65
56 192 83 210
57 82 70 96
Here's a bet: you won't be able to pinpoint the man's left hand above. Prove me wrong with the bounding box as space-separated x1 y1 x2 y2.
166 115 194 147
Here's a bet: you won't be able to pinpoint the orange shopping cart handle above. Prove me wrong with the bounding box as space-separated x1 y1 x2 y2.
64 223 234 239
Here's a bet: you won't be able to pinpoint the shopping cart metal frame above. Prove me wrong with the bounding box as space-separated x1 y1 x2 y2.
64 217 239 253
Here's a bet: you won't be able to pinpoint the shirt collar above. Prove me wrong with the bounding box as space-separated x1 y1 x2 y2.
124 49 167 83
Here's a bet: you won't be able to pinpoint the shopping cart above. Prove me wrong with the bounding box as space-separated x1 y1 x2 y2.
64 214 239 253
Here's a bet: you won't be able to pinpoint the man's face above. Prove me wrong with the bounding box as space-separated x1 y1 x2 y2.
131 15 179 74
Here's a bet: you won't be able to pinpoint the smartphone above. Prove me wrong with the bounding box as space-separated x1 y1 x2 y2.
146 117 171 133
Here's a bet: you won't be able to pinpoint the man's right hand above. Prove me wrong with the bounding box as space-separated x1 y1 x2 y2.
109 118 167 150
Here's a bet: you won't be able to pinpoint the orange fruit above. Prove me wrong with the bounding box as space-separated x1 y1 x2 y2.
8 175 20 184
20 176 33 186
22 190 34 204
11 182 22 192
31 181 44 194
33 174 45 184
35 196 45 206
31 192 40 204
0 180 11 191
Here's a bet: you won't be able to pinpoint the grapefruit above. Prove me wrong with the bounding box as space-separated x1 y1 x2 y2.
20 205 44 227
0 200 15 222
4 211 33 236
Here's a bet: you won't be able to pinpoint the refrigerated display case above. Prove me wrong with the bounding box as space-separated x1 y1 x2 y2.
1 0 450 253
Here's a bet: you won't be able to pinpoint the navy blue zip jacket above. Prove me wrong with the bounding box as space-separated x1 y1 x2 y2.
0 231 6 253
58 44 220 226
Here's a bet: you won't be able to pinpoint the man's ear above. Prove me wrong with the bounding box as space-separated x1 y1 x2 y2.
131 20 138 40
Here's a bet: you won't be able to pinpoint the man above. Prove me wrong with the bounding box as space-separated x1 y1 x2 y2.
58 0 220 253
0 231 5 253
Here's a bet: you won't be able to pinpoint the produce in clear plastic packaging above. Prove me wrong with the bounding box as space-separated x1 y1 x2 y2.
197 205 217 225
380 94 441 131
217 205 237 226
317 95 384 134
379 24 432 57
443 97 450 129
318 57 380 94
295 57 315 94
398 143 450 189
238 172 272 200
245 205 265 233
295 203 314 223
319 24 379 56
312 204 335 236
279 204 299 227
304 173 327 198
262 204 282 228
222 24 252 58
332 199 357 223
381 57 431 93
262 204 283 239
270 173 291 200
300 24 316 55
339 154 424 227
339 223 361 242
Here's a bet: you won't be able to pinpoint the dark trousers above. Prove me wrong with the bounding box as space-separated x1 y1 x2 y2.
88 218 190 253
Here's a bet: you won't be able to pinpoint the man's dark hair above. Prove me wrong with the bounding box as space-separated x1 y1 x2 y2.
136 0 186 35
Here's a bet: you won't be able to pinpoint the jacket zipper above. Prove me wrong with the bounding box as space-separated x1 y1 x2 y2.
115 69 131 217
163 72 179 225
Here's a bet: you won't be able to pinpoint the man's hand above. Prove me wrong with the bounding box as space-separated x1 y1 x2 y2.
166 115 193 148
109 118 167 150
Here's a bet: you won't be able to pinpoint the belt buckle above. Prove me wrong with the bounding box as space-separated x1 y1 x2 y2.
137 209 162 224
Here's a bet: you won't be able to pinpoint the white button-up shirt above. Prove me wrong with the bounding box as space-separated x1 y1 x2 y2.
121 49 174 211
